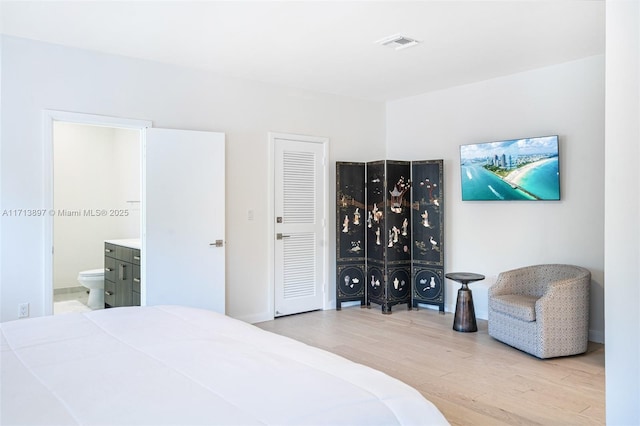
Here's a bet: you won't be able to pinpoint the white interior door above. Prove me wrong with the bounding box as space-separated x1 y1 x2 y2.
143 128 225 314
274 136 326 316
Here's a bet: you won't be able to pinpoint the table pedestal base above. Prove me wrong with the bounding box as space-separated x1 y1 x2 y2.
453 285 477 332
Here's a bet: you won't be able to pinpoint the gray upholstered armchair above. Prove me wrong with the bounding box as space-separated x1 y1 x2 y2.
488 264 591 359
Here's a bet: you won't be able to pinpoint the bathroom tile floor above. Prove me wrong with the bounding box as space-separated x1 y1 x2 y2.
53 287 93 315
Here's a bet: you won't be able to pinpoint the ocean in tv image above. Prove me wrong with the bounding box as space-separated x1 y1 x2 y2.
460 135 560 201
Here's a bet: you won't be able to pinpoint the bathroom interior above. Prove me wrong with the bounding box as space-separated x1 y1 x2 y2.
53 121 141 314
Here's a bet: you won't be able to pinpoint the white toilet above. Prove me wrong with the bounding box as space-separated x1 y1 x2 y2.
77 269 105 309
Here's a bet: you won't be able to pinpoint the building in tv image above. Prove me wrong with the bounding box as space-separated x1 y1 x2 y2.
460 135 560 201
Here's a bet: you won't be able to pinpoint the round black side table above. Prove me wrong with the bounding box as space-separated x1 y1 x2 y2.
445 272 485 332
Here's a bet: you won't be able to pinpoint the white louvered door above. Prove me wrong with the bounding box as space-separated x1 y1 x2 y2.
274 136 326 317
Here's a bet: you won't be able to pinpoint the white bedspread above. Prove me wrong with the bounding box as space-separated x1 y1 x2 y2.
1 306 448 425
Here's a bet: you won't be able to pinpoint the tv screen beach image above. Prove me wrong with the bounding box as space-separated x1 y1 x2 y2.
460 135 560 201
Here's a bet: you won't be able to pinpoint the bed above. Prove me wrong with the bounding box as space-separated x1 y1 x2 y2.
1 305 448 425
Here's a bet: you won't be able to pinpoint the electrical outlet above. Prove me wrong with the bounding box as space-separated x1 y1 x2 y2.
18 302 29 318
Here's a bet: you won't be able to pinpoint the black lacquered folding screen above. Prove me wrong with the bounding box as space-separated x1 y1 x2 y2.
336 159 445 314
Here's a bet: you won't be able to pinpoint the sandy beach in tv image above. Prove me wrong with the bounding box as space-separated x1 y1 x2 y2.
460 136 560 201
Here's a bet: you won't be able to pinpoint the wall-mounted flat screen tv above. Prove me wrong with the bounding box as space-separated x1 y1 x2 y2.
460 135 560 201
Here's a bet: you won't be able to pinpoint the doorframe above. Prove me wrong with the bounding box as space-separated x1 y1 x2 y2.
267 132 329 320
42 110 152 315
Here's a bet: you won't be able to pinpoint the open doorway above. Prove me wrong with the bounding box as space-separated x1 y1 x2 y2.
43 110 151 316
52 122 140 314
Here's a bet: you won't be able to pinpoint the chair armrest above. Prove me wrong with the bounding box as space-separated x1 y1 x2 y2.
536 271 591 324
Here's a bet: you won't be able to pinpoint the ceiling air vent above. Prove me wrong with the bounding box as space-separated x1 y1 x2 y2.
375 34 420 50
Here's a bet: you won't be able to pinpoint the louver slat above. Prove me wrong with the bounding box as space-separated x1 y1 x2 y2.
283 151 316 224
283 233 316 299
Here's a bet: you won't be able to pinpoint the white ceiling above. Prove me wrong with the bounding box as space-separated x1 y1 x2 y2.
0 1 605 102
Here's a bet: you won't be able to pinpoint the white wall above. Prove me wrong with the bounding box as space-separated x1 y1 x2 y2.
604 1 640 423
0 36 385 322
52 122 139 289
386 56 605 341
113 127 142 237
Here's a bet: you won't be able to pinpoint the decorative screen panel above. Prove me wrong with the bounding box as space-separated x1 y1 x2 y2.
336 162 366 308
366 160 412 314
411 160 445 311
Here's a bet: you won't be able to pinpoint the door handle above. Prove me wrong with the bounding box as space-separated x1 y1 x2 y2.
210 240 224 248
276 233 291 240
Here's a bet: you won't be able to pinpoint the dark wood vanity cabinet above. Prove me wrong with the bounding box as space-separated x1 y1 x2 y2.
104 252 117 308
104 242 141 308
132 249 141 306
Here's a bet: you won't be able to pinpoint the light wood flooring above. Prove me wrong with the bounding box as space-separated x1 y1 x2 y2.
256 306 604 426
